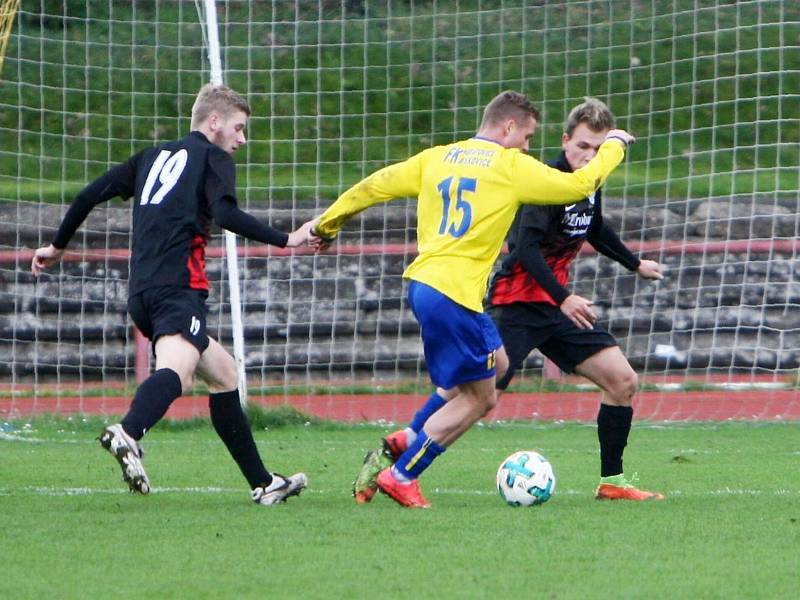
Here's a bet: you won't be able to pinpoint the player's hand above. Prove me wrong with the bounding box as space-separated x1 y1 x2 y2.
605 129 636 147
308 233 331 253
637 259 663 280
31 244 64 277
286 217 319 248
560 294 597 330
308 221 334 253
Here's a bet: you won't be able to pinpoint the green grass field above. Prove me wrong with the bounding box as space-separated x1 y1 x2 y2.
2 416 798 599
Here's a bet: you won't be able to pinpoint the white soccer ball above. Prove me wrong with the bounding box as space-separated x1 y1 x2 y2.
496 450 556 507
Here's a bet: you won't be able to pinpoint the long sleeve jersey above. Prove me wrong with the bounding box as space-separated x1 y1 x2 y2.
52 131 288 296
315 137 626 312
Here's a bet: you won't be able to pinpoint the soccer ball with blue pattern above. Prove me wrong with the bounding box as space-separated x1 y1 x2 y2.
496 451 556 506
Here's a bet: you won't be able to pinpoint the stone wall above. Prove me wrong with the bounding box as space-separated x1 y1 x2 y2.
2 193 799 379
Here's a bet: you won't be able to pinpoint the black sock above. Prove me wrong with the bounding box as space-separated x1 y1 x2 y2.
597 403 633 478
209 390 272 489
121 368 183 440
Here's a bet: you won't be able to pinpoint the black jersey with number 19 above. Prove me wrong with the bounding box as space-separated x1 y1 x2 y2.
51 131 287 297
125 131 237 295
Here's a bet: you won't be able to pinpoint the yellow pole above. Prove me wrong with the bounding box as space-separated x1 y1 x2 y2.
0 0 20 77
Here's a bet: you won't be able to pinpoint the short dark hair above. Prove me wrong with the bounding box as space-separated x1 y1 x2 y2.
564 97 615 136
480 90 540 128
191 84 251 129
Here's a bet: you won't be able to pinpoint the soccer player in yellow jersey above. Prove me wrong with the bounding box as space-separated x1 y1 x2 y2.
313 91 635 508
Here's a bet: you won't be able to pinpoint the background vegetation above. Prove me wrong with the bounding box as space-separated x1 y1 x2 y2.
1 0 797 203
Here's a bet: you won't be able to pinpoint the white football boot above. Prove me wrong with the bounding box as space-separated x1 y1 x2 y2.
98 424 150 494
251 473 308 505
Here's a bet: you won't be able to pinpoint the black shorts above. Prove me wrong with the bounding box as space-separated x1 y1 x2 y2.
127 286 210 356
488 302 617 390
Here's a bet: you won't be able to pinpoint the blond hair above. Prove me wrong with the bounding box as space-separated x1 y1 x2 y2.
564 97 615 136
190 84 251 129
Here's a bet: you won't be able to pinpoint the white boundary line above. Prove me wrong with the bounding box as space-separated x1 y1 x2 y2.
1 485 798 498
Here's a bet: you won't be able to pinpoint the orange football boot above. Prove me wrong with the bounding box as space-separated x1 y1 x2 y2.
376 467 431 508
595 475 665 501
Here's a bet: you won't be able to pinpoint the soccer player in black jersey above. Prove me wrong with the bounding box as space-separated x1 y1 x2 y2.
31 84 313 505
486 98 665 500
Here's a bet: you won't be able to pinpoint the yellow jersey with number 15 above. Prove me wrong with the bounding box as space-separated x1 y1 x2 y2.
315 137 625 312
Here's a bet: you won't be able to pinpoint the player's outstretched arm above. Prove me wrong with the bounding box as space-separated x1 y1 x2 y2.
32 160 137 277
515 128 635 206
33 184 111 276
586 208 662 282
314 153 424 243
31 243 65 277
211 198 291 247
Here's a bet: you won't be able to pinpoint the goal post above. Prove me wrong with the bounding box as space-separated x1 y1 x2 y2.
0 1 797 422
197 0 249 406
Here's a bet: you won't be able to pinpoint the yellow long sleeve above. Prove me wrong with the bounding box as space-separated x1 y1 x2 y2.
315 137 625 311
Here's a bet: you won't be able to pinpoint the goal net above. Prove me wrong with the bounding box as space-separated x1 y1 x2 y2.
1 1 798 421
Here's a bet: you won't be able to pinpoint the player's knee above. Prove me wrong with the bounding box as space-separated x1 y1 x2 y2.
437 387 458 401
203 356 238 393
624 370 639 397
495 348 511 381
177 371 194 394
461 385 497 418
495 364 508 387
481 389 499 415
218 374 238 393
611 370 638 404
216 360 239 392
156 363 194 393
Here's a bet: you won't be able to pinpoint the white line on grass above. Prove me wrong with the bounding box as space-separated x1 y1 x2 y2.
0 485 243 497
435 487 800 497
2 485 798 498
0 432 47 443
